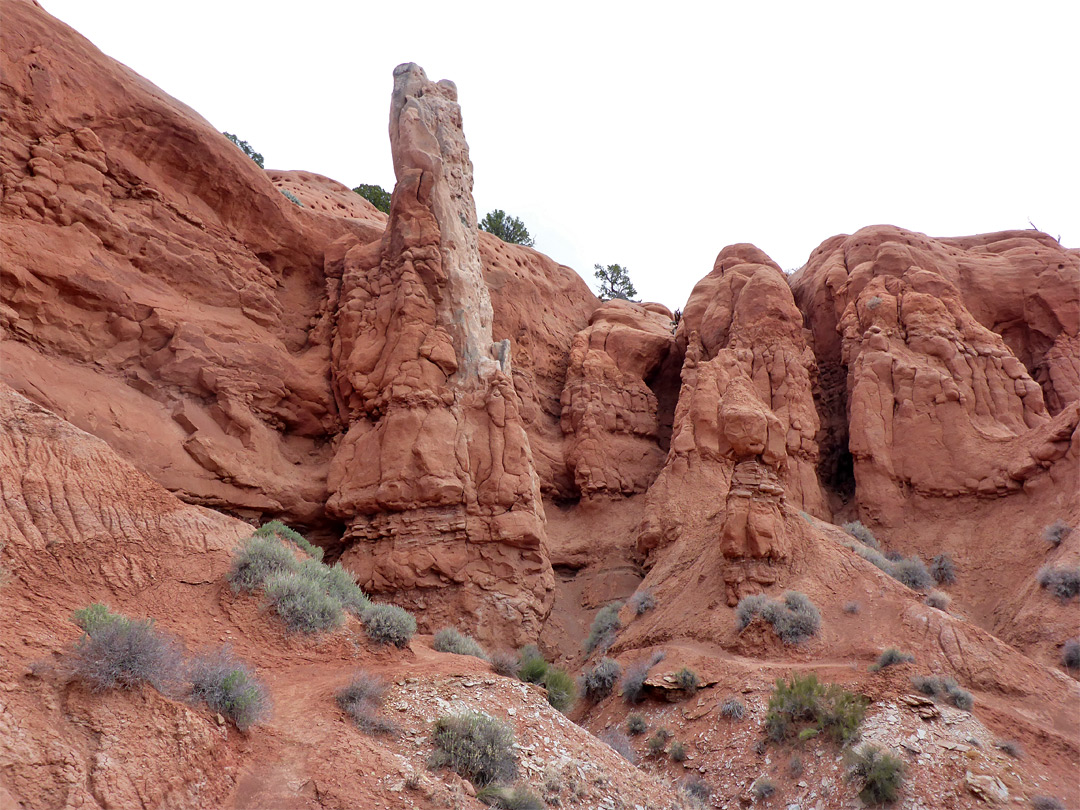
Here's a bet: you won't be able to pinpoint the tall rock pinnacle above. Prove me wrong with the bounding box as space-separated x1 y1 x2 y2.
327 64 552 645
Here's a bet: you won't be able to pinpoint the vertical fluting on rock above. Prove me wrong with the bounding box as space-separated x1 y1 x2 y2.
634 245 827 603
327 64 551 646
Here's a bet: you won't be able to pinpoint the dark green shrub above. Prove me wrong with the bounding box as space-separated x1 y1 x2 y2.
626 713 647 735
582 657 621 699
721 697 746 719
1043 520 1072 547
843 520 881 550
476 785 544 810
765 673 868 744
188 647 269 731
72 603 124 635
362 603 416 647
594 263 637 300
353 183 391 214
869 648 914 672
1037 565 1080 601
585 602 623 653
736 591 820 644
848 744 905 805
669 740 687 761
317 562 370 616
264 570 344 633
336 670 396 735
752 777 775 799
543 667 577 713
891 557 932 590
480 210 535 247
429 712 517 787
433 628 488 661
599 729 636 763
930 553 956 584
924 590 950 610
621 650 664 703
1062 639 1080 671
517 646 549 684
674 667 700 695
69 610 181 693
229 535 298 592
223 132 263 168
629 589 656 615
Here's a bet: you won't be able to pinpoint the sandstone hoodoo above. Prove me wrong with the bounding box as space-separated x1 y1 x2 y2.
1 3 1077 808
327 63 553 647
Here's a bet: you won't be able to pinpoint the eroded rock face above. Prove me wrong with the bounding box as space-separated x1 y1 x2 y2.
636 245 826 591
791 226 1079 523
560 299 679 498
0 0 383 530
327 64 553 645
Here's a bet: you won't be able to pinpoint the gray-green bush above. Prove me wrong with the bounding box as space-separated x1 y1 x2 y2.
429 712 518 787
891 556 932 590
229 535 299 593
626 713 647 734
621 650 665 703
629 589 656 615
911 674 973 711
721 697 746 719
581 657 621 700
69 608 182 693
735 591 821 644
1037 565 1080 601
188 647 270 731
869 648 914 672
843 520 880 550
930 554 956 584
674 667 700 695
475 785 544 810
848 744 905 805
1043 520 1072 547
434 628 489 661
264 570 344 633
585 602 623 653
363 603 416 648
1062 639 1080 671
336 670 396 735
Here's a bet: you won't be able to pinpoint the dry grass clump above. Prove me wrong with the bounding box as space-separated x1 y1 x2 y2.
581 657 621 700
336 670 396 735
68 605 182 693
429 711 518 787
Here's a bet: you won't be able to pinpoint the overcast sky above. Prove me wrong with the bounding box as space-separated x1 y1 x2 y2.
39 0 1080 311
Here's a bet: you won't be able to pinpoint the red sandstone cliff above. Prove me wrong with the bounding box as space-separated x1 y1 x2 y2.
2 1 1078 807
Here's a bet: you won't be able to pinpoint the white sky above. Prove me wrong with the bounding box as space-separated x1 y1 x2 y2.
39 0 1080 311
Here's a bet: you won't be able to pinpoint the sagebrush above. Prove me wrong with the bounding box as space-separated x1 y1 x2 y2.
430 712 517 787
188 647 269 731
337 670 395 735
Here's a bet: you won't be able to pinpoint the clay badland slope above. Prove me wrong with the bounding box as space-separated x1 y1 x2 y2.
2 0 1079 807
